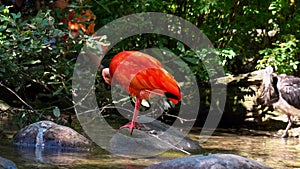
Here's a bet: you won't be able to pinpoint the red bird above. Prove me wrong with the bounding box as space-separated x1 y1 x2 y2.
102 51 181 135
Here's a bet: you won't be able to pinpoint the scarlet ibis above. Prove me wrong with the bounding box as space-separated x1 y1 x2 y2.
261 66 300 138
102 51 181 135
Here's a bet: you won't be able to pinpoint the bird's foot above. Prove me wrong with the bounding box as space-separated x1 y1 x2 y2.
274 131 289 138
281 132 289 138
119 121 142 135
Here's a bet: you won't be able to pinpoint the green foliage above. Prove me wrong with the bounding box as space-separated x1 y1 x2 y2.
0 6 68 90
1 0 300 127
256 0 300 74
0 5 82 125
90 0 299 77
257 35 299 74
175 42 236 82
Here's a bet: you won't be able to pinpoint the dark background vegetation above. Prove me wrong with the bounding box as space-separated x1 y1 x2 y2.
0 0 299 130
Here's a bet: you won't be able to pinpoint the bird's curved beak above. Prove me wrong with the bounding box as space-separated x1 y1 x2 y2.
102 68 111 85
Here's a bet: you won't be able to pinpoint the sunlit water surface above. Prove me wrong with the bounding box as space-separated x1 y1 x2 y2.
191 128 300 169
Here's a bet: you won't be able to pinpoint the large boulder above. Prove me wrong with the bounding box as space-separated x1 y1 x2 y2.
146 153 272 169
13 121 93 150
0 156 17 169
109 116 202 157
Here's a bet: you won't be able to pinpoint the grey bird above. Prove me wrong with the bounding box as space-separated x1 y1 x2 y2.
261 66 300 138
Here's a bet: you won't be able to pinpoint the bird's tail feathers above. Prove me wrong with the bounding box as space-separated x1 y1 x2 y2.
165 91 181 105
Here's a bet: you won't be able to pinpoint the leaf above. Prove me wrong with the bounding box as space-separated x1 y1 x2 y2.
21 112 26 118
0 15 13 22
53 107 61 118
0 67 5 72
177 42 185 52
26 23 37 30
0 24 7 31
48 81 61 85
5 28 15 33
183 57 199 64
53 88 63 95
11 12 21 20
22 60 41 65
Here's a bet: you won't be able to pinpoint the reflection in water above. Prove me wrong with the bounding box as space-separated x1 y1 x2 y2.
0 128 299 168
0 144 159 169
15 146 94 166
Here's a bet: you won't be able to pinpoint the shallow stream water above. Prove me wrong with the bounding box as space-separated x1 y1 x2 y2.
190 128 300 169
0 124 299 168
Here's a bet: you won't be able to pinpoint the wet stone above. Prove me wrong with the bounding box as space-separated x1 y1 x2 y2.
146 153 272 169
13 121 93 150
109 116 202 157
0 156 17 169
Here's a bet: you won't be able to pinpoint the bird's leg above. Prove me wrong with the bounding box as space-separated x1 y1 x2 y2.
282 115 293 138
119 98 142 135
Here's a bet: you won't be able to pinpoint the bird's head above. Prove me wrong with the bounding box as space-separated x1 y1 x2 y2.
262 66 274 87
265 66 273 75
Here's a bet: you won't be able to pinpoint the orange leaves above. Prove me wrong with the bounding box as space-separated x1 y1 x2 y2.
54 0 96 37
68 9 96 35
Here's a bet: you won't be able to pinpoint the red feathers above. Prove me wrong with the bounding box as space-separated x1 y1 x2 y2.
102 51 181 134
107 51 181 103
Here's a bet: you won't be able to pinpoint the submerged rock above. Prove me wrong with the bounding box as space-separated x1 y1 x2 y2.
146 153 272 169
13 121 93 150
0 156 17 169
109 116 202 157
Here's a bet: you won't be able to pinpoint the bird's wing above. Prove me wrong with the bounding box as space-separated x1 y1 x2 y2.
278 74 300 109
108 51 181 104
109 51 162 76
130 68 181 104
109 51 162 88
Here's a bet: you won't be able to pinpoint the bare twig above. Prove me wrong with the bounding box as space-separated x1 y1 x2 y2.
0 82 48 119
151 134 191 155
163 113 196 124
0 82 34 110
